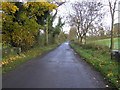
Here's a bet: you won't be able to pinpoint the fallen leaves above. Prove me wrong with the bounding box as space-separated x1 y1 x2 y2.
2 54 26 66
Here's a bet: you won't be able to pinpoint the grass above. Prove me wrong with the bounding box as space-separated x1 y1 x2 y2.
70 42 120 89
2 44 58 74
87 37 119 50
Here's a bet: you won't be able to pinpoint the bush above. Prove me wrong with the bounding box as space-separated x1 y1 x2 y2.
2 46 20 58
75 43 110 53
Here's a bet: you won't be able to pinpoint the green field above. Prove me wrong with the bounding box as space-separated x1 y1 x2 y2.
88 38 119 50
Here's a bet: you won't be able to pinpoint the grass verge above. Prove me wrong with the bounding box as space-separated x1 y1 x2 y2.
70 42 120 89
2 44 58 74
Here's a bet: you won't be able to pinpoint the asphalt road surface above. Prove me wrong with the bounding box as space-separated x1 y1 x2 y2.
3 42 108 88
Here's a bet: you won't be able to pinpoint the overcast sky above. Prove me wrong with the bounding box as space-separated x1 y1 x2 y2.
53 0 120 34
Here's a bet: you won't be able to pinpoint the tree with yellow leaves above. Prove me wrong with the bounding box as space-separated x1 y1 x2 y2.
2 2 57 51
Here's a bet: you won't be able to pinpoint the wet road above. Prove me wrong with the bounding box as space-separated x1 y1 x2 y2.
3 42 107 88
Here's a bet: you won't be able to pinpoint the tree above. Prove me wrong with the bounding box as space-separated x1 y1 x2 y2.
108 0 118 59
45 1 66 45
69 1 103 44
53 17 65 37
56 31 67 43
98 24 105 37
25 1 66 45
69 26 77 41
2 2 57 51
2 2 19 45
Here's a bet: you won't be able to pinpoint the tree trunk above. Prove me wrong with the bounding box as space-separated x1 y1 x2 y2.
77 26 81 43
84 34 87 44
80 37 83 44
108 0 117 59
45 18 49 45
110 17 114 59
78 36 80 42
46 27 48 45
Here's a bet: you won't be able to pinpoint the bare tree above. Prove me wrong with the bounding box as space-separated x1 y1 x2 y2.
108 0 118 59
88 23 105 37
69 1 103 44
45 0 66 45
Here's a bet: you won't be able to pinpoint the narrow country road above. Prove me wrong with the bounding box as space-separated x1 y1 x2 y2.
3 42 108 88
